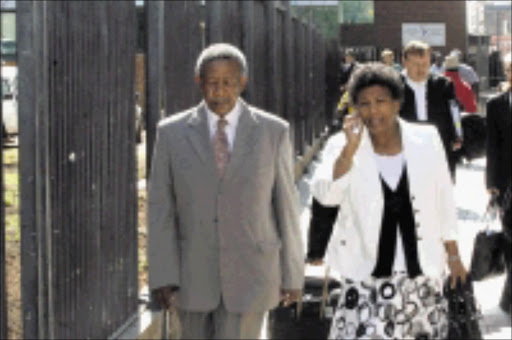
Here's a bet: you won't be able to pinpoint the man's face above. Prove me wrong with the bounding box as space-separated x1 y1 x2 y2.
403 52 431 82
382 54 394 66
195 59 247 117
345 55 355 64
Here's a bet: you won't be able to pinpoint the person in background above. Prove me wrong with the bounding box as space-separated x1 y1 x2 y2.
486 52 511 315
313 63 466 339
444 55 478 113
400 40 462 181
450 49 480 97
430 50 444 76
147 43 304 339
381 48 402 73
339 48 359 95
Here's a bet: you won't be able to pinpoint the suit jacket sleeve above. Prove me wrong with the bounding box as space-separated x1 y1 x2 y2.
147 124 181 290
273 127 305 290
486 98 498 190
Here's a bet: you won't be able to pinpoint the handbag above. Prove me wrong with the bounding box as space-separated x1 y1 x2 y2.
267 266 339 339
469 205 506 281
460 114 486 161
443 275 482 340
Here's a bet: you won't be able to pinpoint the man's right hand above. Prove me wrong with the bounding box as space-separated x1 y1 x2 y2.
151 286 178 310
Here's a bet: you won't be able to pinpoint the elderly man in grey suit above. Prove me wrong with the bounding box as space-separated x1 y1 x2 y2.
147 43 304 339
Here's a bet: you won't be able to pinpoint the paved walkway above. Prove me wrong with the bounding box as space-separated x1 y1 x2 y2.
123 144 511 339
294 154 511 339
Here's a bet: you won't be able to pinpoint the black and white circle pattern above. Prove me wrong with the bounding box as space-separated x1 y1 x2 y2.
329 274 448 339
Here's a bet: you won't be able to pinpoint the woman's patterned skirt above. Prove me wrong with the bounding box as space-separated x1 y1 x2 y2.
328 273 448 339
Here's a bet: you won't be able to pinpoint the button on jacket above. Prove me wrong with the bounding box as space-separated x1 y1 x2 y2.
312 119 458 282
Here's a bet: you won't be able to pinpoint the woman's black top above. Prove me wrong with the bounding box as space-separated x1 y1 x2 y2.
372 166 423 278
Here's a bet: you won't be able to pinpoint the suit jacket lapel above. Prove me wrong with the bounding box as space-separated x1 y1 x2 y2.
224 101 258 178
400 75 418 122
426 76 435 123
186 102 216 169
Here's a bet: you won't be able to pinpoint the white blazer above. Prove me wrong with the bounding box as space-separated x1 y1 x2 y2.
312 119 458 281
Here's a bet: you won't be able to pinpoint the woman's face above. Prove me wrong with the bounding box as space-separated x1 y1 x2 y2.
355 85 400 136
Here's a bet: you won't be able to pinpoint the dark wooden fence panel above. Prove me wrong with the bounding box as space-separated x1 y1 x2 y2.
1 47 6 340
163 1 203 116
294 18 306 155
305 19 313 146
18 1 138 338
274 7 285 118
282 4 296 149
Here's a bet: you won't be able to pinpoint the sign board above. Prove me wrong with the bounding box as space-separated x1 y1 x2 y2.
402 23 446 47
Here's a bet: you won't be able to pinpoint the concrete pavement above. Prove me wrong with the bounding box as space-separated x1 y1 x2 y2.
117 147 511 339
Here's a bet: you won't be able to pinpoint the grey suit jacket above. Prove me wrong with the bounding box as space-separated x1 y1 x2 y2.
148 100 304 313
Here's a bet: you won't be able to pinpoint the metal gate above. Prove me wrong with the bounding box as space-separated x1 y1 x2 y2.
17 1 138 338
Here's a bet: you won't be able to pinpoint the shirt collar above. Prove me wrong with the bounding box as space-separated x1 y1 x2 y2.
206 99 242 131
403 70 427 88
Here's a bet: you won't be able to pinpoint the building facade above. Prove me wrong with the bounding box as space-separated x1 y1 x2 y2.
338 0 467 60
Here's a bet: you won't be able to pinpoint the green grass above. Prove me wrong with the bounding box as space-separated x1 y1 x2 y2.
5 214 20 242
3 148 18 166
3 171 19 207
3 149 20 242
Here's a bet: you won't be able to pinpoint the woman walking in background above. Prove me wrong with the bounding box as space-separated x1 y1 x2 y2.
312 63 467 339
486 53 512 315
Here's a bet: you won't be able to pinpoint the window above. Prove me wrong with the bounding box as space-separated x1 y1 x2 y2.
339 0 374 25
291 1 340 39
1 40 15 56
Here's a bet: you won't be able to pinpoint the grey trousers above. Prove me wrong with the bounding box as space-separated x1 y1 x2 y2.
177 300 265 339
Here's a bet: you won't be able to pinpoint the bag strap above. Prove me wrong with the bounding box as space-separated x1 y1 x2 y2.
482 198 500 231
320 266 330 320
296 266 330 320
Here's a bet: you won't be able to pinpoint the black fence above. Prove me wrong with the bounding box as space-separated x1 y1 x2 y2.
146 0 328 168
2 1 333 339
1 70 6 340
17 1 138 338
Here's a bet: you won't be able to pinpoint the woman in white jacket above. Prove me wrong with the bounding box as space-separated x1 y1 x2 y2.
312 63 467 339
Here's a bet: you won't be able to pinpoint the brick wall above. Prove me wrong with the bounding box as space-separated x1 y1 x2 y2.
340 0 467 57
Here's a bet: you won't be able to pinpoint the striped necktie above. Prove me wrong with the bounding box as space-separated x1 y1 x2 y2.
214 118 229 176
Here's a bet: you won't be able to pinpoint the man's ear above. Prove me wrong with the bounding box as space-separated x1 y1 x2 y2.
240 76 248 92
194 75 202 87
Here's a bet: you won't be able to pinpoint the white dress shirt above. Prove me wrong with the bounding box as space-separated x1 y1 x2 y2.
206 100 242 152
405 74 428 121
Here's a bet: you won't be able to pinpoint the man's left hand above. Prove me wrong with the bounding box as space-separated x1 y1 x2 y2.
280 289 302 307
